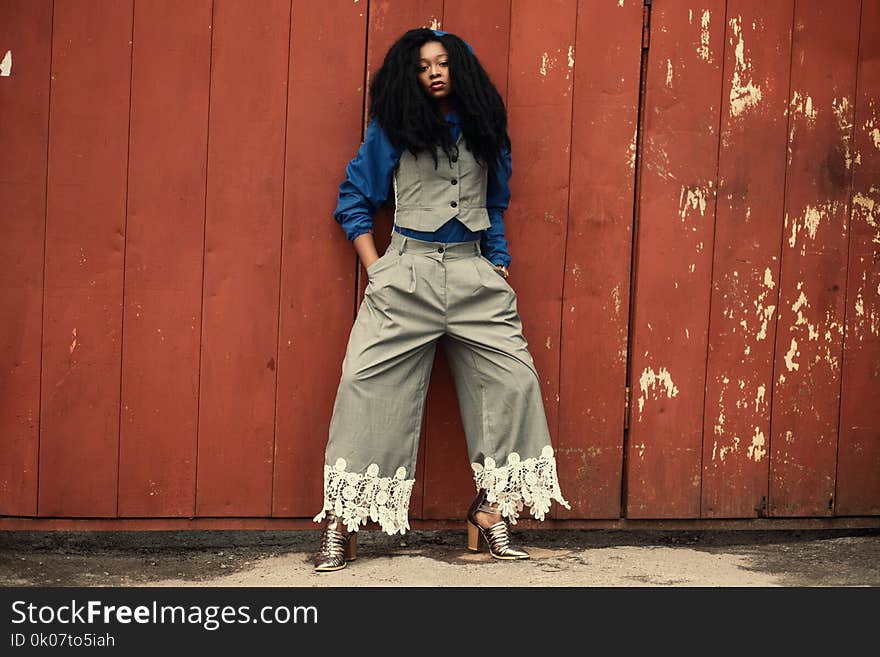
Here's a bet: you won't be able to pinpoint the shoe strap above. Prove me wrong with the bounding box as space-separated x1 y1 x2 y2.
476 502 501 515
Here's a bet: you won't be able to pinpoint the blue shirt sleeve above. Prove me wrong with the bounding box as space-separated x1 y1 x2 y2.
480 143 513 268
333 119 402 241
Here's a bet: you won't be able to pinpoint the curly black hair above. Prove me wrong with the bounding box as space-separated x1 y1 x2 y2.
368 28 510 181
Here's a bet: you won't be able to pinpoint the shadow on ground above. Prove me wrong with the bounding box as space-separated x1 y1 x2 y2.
1 528 877 587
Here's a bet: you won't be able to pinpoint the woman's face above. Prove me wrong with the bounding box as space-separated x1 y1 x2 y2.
417 41 452 101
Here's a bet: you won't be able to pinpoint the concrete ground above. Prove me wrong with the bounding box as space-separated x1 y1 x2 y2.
1 527 878 587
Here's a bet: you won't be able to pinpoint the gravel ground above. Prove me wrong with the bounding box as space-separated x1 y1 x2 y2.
1 528 878 587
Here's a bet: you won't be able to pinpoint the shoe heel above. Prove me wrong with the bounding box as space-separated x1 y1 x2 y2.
345 532 358 561
466 518 483 552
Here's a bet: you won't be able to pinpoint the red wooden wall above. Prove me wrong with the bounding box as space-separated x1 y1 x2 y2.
1 0 877 526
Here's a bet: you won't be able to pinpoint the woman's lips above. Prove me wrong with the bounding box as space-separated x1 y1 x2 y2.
430 82 445 90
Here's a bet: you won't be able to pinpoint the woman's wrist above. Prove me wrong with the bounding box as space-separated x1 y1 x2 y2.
353 232 380 270
495 265 509 279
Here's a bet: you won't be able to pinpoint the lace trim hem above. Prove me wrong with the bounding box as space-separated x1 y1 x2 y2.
471 445 571 523
313 458 414 535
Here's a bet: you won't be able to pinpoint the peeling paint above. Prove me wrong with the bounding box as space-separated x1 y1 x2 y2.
540 52 549 77
666 59 673 86
852 188 880 245
832 96 853 169
747 427 766 462
679 184 709 221
0 51 11 77
697 10 712 62
618 0 624 7
611 283 622 316
638 366 680 419
788 202 838 253
568 45 574 70
716 435 739 462
545 336 552 350
790 90 817 123
864 115 880 151
784 338 800 371
429 17 441 30
626 128 638 170
728 17 762 117
755 384 766 412
791 289 820 341
69 328 78 355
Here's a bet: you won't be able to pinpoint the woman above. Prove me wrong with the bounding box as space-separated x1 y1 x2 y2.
313 28 569 572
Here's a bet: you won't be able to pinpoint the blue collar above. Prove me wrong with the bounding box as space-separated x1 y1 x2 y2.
444 111 460 125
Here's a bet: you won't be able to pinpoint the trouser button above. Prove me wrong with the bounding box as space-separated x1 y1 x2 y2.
437 246 445 253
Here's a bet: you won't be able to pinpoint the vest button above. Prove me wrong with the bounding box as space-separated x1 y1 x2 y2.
451 179 458 185
451 156 458 163
450 201 457 208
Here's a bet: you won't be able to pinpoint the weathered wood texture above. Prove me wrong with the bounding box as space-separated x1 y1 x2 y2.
627 0 727 518
194 0 291 516
38 0 133 516
0 0 52 516
836 0 880 516
700 0 794 518
557 0 643 518
118 0 211 517
0 0 876 524
768 0 860 517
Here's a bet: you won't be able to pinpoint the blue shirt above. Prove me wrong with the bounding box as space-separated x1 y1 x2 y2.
333 112 513 267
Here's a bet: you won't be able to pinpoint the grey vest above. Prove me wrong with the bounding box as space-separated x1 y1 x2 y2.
393 134 491 232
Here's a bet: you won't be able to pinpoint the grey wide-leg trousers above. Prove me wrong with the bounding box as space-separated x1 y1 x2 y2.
314 231 569 534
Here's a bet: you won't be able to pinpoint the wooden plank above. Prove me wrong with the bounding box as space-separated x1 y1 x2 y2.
195 0 290 516
361 0 443 521
0 0 52 516
556 0 642 519
422 0 513 519
626 0 725 518
836 0 880 516
442 0 511 98
498 0 579 520
769 0 860 517
272 0 367 517
38 0 133 517
700 1 794 518
117 0 211 517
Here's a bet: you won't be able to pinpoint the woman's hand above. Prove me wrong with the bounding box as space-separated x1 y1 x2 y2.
494 265 509 280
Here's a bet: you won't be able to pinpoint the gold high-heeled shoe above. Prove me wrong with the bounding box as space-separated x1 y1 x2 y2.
466 489 530 560
314 512 358 572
